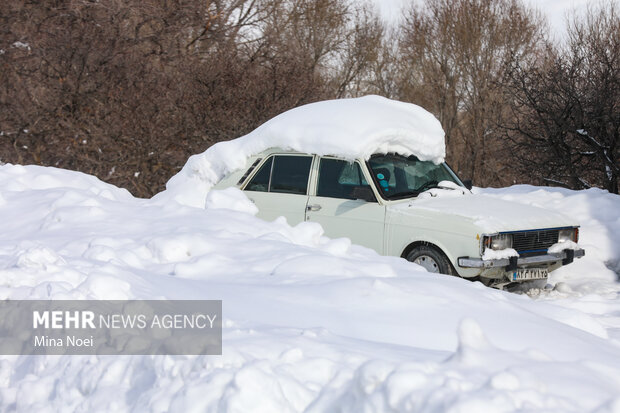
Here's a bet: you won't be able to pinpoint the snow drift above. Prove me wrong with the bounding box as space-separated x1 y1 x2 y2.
0 163 619 412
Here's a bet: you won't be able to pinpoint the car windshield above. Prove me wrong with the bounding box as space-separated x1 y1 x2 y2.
368 154 464 200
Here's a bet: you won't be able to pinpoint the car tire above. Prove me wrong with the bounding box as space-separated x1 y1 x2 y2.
406 245 456 276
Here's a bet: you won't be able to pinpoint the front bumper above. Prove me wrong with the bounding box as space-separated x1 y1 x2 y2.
458 248 585 269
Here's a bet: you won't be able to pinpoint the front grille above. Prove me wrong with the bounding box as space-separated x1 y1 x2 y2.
509 229 559 254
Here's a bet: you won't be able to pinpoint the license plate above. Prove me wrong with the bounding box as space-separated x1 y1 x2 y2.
512 268 548 281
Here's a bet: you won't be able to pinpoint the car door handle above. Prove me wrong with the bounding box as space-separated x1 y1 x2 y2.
306 204 322 211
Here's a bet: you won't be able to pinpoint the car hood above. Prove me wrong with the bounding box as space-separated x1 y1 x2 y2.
389 193 577 233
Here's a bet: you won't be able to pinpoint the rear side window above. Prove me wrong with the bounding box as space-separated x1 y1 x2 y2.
246 157 273 192
270 156 312 195
237 158 262 185
245 155 312 195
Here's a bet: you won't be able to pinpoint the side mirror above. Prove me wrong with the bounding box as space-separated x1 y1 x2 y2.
350 186 377 202
462 179 473 190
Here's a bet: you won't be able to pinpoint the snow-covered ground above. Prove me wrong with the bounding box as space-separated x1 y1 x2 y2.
0 163 619 412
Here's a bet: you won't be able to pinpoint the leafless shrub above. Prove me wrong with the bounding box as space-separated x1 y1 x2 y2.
502 1 619 193
0 0 383 197
1 0 616 195
395 0 547 186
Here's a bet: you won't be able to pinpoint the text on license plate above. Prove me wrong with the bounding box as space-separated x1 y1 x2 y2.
512 268 548 281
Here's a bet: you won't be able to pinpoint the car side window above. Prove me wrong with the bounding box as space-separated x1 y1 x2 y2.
245 155 312 195
368 159 395 193
237 158 262 185
245 157 273 192
270 155 313 195
317 158 373 200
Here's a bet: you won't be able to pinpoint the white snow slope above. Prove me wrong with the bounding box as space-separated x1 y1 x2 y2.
0 164 619 412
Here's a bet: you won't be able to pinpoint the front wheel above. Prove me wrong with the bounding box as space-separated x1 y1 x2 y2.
406 245 456 276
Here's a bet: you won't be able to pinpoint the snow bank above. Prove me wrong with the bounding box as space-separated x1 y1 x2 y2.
1 165 619 412
159 95 446 207
205 187 259 215
0 164 133 201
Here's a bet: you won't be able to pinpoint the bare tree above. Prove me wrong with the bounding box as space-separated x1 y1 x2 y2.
0 0 384 196
396 0 546 186
502 1 619 193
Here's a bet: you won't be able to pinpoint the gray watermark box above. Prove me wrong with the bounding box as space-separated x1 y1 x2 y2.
0 300 222 355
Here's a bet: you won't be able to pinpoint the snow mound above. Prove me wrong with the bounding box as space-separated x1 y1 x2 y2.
1 166 620 411
205 187 259 215
0 164 133 201
159 95 445 207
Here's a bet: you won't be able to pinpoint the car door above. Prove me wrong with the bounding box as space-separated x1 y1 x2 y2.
306 157 386 254
243 154 313 225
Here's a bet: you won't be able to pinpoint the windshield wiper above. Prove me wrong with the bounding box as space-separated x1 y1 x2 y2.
385 181 441 199
415 180 439 193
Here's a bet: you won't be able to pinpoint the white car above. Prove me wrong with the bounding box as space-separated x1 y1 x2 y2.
213 147 584 287
170 95 584 288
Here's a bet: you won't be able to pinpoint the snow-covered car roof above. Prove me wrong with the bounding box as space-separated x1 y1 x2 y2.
159 95 445 207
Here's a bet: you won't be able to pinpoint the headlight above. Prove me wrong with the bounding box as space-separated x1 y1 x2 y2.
483 234 513 250
558 228 579 243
